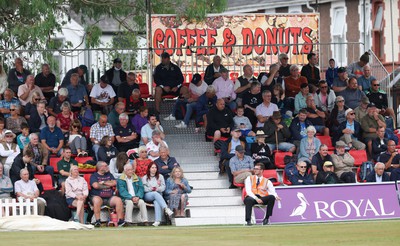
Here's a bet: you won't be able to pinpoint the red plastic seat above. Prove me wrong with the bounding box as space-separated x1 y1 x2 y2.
316 136 335 151
82 126 91 138
83 174 92 190
233 179 245 188
274 151 292 169
49 157 62 173
75 156 94 164
34 174 55 191
262 170 281 186
356 167 366 183
349 149 367 167
282 170 292 185
139 83 152 99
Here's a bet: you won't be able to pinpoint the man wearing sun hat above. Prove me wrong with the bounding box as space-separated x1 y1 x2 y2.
263 111 295 153
250 130 273 169
315 161 340 184
0 130 20 176
337 108 365 150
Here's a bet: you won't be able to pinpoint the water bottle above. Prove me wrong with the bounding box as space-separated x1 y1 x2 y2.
277 200 282 209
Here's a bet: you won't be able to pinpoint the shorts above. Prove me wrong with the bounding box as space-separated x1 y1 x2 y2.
91 196 112 206
160 86 182 97
240 129 251 137
66 198 75 206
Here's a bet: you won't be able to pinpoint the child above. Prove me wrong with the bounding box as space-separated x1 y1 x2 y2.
325 58 338 88
17 123 30 150
233 107 255 137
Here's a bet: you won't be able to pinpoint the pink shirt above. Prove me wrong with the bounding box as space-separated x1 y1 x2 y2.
65 176 89 199
17 84 44 106
212 77 236 100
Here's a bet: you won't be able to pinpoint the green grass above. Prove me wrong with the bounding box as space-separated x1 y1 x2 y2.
1 220 399 246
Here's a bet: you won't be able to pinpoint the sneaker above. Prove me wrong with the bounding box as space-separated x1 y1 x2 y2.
262 218 270 225
117 219 126 227
94 220 101 227
165 208 174 217
175 121 187 128
82 151 88 157
163 114 176 121
152 221 160 227
246 220 252 226
77 152 83 157
195 127 200 133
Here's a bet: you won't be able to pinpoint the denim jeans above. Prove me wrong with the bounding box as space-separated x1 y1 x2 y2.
183 102 197 125
144 191 168 222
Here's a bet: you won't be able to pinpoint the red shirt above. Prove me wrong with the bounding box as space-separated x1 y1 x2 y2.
56 112 76 131
135 159 152 177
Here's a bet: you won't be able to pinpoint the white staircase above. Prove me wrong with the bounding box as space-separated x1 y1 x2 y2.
159 101 245 226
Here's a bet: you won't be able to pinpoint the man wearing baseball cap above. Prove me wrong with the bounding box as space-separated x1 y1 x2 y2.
105 57 127 93
332 67 349 94
315 161 340 184
228 145 253 188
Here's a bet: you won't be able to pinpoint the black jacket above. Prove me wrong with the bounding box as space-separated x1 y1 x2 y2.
289 117 313 141
105 67 127 91
204 63 226 85
300 64 320 86
10 154 35 186
206 106 234 135
337 120 363 141
153 62 184 88
366 170 390 182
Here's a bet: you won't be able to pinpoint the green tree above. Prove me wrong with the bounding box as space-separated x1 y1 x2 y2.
0 0 226 50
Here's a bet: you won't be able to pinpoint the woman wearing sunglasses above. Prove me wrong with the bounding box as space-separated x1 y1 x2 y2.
68 119 88 156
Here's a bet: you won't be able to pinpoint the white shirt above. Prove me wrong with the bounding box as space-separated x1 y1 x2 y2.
255 102 279 127
189 82 208 98
17 84 44 106
89 83 116 103
375 174 382 183
0 142 21 165
146 140 168 161
126 177 135 196
14 179 38 196
245 175 277 200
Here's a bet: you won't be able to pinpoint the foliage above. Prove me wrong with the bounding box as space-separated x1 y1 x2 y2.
0 0 227 51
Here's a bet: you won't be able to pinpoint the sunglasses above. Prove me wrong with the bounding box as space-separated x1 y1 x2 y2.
34 98 41 101
349 113 355 115
10 109 16 111
320 86 327 89
140 151 147 153
299 166 307 168
253 168 261 170
337 100 344 103
282 58 289 60
373 84 380 87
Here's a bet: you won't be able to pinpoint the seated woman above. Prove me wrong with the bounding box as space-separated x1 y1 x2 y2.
97 135 119 162
28 101 48 133
298 126 321 164
164 167 191 218
250 130 273 169
134 146 152 178
24 91 42 120
68 119 88 156
109 152 132 179
57 101 76 135
294 83 310 115
131 106 149 136
6 104 27 135
142 162 174 226
328 96 348 140
65 165 89 224
272 83 292 118
124 89 146 117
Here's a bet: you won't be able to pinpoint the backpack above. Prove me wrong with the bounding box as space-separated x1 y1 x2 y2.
40 190 71 221
360 161 374 182
78 106 95 127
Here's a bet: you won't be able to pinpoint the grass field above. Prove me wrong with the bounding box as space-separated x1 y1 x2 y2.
1 220 399 246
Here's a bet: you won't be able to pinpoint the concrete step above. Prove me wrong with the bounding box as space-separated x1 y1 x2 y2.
190 179 231 189
176 156 219 163
187 206 244 218
180 164 219 172
188 196 243 207
175 216 244 226
185 172 222 180
189 189 241 197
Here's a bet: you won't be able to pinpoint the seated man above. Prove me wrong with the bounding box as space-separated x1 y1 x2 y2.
123 89 146 117
17 75 45 106
140 114 165 145
7 57 31 94
332 141 355 183
57 147 78 194
361 103 386 156
195 85 217 130
228 145 254 188
154 146 179 180
255 90 278 128
366 162 390 182
305 94 329 136
47 88 69 117
332 67 348 94
153 52 188 114
90 75 116 114
107 102 126 129
311 144 333 178
0 163 13 199
289 109 313 150
354 96 369 122
204 55 225 85
114 113 138 152
0 130 21 176
220 129 245 173
315 161 340 184
212 68 236 110
146 131 168 161
300 52 320 86
106 58 127 93
66 73 89 112
206 98 234 142
340 77 366 109
357 65 375 92
90 115 115 160
9 149 38 188
337 108 365 150
234 64 257 107
24 133 54 182
244 163 280 226
61 65 88 88
117 72 139 103
34 63 56 102
40 116 64 156
377 140 400 181
372 126 389 161
14 168 46 215
90 161 125 227
314 80 336 113
263 111 295 153
117 163 148 226
289 161 314 185
366 79 396 125
242 81 262 127
0 89 20 118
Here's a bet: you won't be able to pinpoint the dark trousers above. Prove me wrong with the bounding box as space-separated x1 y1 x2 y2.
244 195 276 222
340 172 355 183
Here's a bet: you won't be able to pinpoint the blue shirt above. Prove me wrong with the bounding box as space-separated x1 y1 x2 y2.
0 98 20 118
40 126 64 148
67 84 87 104
90 172 115 198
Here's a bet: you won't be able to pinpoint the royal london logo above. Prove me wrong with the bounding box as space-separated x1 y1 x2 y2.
290 192 310 219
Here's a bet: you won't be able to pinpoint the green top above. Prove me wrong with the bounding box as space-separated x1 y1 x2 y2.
57 158 78 174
